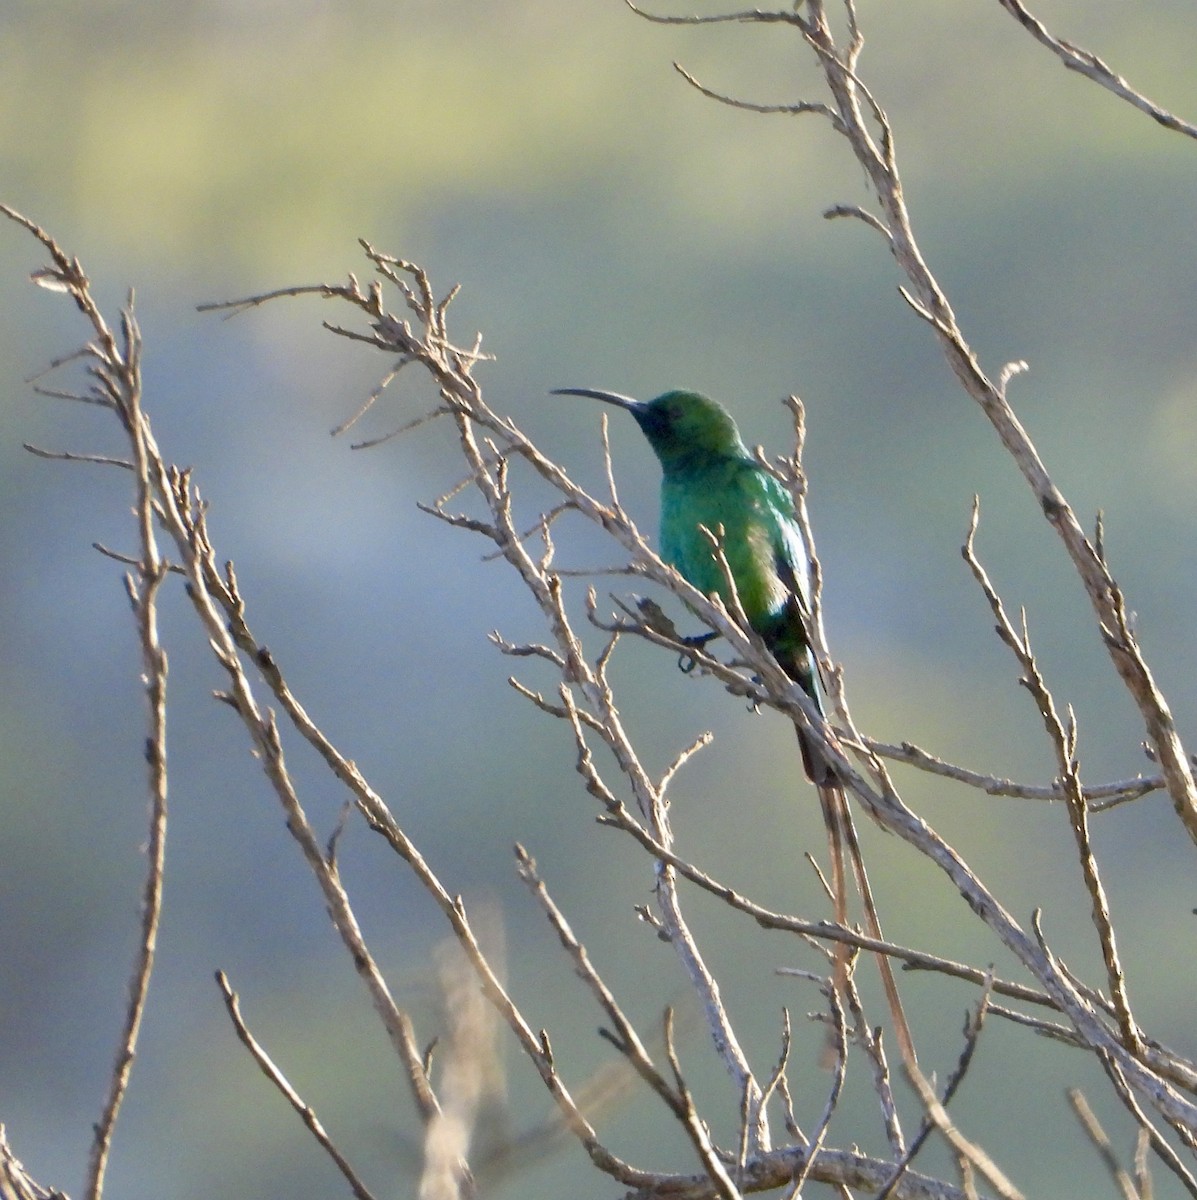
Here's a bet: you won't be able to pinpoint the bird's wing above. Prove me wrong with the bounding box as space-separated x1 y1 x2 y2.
756 471 816 617
752 469 829 711
774 520 815 617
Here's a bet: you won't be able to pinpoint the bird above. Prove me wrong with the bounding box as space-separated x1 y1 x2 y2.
553 386 916 1064
552 387 831 781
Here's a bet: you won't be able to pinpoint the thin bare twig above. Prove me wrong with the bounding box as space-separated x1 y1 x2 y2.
92 542 186 575
22 444 133 470
1067 1088 1140 1200
216 972 380 1200
865 737 1160 807
963 499 1142 1057
904 1056 1025 1200
17 253 172 1200
0 1127 67 1200
996 0 1197 140
662 1010 744 1200
514 845 689 1124
624 1 802 27
782 980 847 1198
1098 1055 1197 1200
3 206 176 1200
673 62 842 125
879 984 995 1200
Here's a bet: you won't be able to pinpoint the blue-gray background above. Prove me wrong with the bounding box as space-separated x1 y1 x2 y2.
3 2 1197 1196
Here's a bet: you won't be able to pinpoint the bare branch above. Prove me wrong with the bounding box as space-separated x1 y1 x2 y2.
879 984 995 1200
903 1054 1025 1200
1067 1088 1140 1200
514 845 689 1123
662 1010 744 1200
963 499 1143 1056
865 737 1160 807
0 1127 69 1200
996 0 1197 140
823 202 893 242
785 5 1197 841
673 62 842 126
22 444 133 470
329 355 414 437
625 1 802 27
1098 1055 1197 1200
197 280 351 317
216 972 380 1200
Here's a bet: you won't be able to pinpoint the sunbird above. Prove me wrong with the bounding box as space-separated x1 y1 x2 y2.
554 386 916 1063
552 387 831 782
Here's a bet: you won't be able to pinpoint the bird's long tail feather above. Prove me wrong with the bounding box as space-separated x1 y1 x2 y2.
816 777 918 1070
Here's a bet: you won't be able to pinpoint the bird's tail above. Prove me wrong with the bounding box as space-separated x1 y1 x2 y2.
786 652 836 789
816 774 918 1070
779 644 916 1062
798 728 836 789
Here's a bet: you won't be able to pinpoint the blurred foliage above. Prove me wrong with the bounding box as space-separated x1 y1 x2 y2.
3 2 1197 1199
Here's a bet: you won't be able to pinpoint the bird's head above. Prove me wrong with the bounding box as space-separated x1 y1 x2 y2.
552 387 746 473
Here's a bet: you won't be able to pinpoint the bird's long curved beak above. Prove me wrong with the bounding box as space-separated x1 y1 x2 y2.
551 387 643 412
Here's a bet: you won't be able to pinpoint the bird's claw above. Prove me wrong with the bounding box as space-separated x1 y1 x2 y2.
746 673 763 713
677 630 719 674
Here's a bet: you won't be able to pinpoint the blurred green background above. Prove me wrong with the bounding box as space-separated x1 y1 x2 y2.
3 1 1197 1197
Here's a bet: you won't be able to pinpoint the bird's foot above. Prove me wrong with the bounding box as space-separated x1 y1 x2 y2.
678 631 719 674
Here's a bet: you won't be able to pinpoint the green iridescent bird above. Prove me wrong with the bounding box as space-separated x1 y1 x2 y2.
554 385 918 1065
552 387 832 784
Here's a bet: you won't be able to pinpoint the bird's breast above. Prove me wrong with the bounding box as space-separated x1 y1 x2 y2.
659 472 789 627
